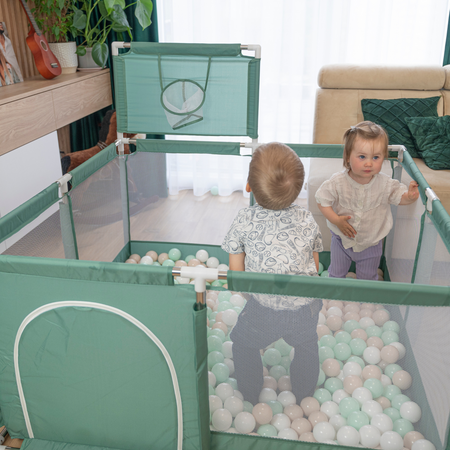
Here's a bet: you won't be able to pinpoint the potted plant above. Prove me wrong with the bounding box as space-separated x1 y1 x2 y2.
28 0 79 73
72 0 153 69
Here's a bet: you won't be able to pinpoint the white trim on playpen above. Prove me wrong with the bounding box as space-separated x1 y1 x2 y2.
13 301 183 450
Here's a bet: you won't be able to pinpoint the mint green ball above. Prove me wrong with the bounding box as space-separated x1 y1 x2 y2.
208 351 224 369
334 343 352 361
320 270 329 277
383 321 400 333
209 385 215 395
168 248 181 261
233 307 242 314
185 255 195 263
366 325 382 338
243 401 253 413
162 259 175 266
217 301 233 312
347 411 370 430
364 378 384 398
153 261 161 266
280 356 291 372
314 388 332 405
269 365 287 380
344 319 361 334
393 419 414 437
335 331 352 344
317 369 326 386
210 312 218 321
382 331 399 345
324 377 343 394
267 400 284 415
384 407 401 422
384 385 402 401
226 377 238 390
209 328 226 342
385 364 402 379
319 346 335 363
392 394 410 411
263 348 282 366
218 291 232 302
318 262 324 274
211 186 219 196
275 339 292 356
257 424 278 437
211 363 230 383
339 397 361 418
207 335 223 352
320 335 337 349
209 320 216 328
347 356 365 370
211 280 222 287
349 338 367 356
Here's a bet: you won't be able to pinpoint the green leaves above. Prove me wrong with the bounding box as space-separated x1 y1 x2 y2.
135 0 153 29
72 8 87 30
92 42 109 67
110 5 130 28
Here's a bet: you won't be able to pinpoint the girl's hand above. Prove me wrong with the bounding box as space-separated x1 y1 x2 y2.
335 215 356 238
407 181 419 201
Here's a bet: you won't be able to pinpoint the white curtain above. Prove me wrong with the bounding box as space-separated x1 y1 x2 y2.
157 0 450 197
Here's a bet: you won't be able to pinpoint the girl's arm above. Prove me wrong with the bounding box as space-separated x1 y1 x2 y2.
229 253 245 271
399 181 419 205
313 252 319 272
317 204 356 238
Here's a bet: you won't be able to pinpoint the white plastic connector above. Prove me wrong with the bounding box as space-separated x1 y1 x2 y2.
425 187 440 213
56 173 72 197
240 142 262 156
388 145 406 162
241 44 261 59
180 266 219 293
112 41 130 56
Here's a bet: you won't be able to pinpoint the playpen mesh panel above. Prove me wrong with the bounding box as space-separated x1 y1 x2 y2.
69 158 127 262
113 43 260 137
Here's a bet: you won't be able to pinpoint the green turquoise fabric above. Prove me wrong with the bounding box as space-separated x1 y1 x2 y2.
405 115 450 170
361 97 441 157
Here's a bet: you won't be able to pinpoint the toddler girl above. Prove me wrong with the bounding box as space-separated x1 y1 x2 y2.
315 121 419 280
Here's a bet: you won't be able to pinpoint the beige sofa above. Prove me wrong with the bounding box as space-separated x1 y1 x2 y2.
307 64 450 250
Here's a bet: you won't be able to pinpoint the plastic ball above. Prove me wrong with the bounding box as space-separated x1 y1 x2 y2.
393 418 414 438
364 378 384 399
212 408 232 431
362 364 382 381
252 403 274 425
385 364 403 379
347 410 370 430
129 253 141 263
320 400 340 419
334 343 352 361
391 394 410 411
337 425 360 446
373 309 391 327
323 358 341 377
380 430 404 450
376 396 391 410
339 397 360 418
383 407 401 422
168 248 181 261
221 309 238 326
210 186 219 196
139 255 154 265
412 440 436 450
300 397 320 417
400 401 421 423
351 328 368 340
324 377 343 394
316 368 326 386
360 424 381 447
278 428 298 440
263 348 282 366
360 317 376 329
344 319 361 334
367 336 385 350
284 404 303 421
125 259 138 264
257 424 278 437
224 396 244 417
162 259 175 266
363 346 382 365
332 389 350 404
350 338 367 355
313 421 336 442
335 331 352 344
366 325 383 338
404 431 425 449
389 342 406 360
229 294 245 308
269 365 286 380
234 411 256 433
318 262 324 274
215 383 234 402
308 410 328 427
317 324 332 339
291 417 311 435
271 413 291 432
263 376 277 391
320 270 329 277
259 388 277 403
209 395 223 414
299 431 317 442
371 413 394 433
277 391 296 408
343 375 363 395
314 388 332 405
329 413 347 431
196 249 209 262
352 387 373 406
392 370 412 390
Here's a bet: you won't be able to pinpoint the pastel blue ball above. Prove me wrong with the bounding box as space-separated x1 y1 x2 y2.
343 319 361 334
211 363 230 383
384 385 402 401
320 270 329 277
347 356 365 370
385 364 402 379
207 335 223 352
314 388 332 405
319 346 335 363
211 280 222 287
393 419 414 437
324 377 343 394
208 351 224 369
153 261 161 266
347 411 370 430
162 259 175 266
339 397 360 418
392 394 410 411
334 343 352 361
320 335 337 349
263 348 282 366
274 339 292 356
317 369 326 386
349 338 367 356
243 401 253 413
335 331 352 344
384 407 401 422
267 400 284 415
218 291 232 302
366 325 382 338
226 377 238 390
382 330 399 345
258 424 278 437
383 320 400 333
185 255 196 263
217 301 233 312
364 378 384 398
269 365 287 380
211 186 219 196
318 262 324 274
168 248 181 261
209 328 226 342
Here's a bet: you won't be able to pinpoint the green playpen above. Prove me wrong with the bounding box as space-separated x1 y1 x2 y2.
0 43 449 450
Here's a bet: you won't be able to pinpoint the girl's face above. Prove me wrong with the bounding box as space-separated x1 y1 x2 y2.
347 136 385 185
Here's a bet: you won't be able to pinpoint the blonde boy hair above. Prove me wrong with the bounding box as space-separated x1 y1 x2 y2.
248 142 304 210
342 121 389 169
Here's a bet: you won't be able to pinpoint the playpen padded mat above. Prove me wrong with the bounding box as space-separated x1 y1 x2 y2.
0 259 209 450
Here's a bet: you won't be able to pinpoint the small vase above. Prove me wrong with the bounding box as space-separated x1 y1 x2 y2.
48 41 78 74
77 48 104 70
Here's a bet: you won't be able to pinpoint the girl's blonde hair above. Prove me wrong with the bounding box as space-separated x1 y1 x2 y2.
342 121 389 169
248 142 304 210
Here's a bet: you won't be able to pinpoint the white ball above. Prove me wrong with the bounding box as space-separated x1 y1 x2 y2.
224 396 244 417
230 294 246 308
271 413 291 431
222 341 233 359
209 395 223 414
222 309 238 326
337 425 360 446
277 390 296 407
320 400 340 418
234 411 256 434
400 401 421 423
217 264 229 271
233 390 244 401
380 430 403 450
327 307 343 317
363 346 382 365
329 414 347 431
208 371 216 387
389 342 406 360
212 408 233 431
313 421 336 442
361 400 383 419
412 440 436 450
360 317 376 329
259 388 277 403
139 255 154 265
343 361 362 378
215 383 235 402
337 370 345 382
278 428 299 440
381 374 392 386
196 250 209 262
176 276 190 284
332 389 350 405
206 257 220 268
223 358 235 376
352 387 373 406
359 424 381 448
318 312 326 324
371 413 394 434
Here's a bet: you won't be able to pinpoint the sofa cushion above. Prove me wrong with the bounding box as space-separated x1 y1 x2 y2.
405 115 450 170
361 96 441 157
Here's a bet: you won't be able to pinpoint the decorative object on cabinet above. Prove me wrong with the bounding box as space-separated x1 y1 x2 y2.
0 21 24 85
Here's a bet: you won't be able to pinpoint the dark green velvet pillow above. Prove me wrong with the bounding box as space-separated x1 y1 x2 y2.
361 97 441 157
405 115 450 170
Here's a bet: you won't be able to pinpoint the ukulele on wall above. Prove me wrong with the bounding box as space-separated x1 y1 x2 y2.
18 0 62 79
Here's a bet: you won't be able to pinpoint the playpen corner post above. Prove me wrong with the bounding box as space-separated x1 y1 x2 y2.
117 135 131 250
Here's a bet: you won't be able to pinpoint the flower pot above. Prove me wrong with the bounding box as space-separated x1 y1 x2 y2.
77 48 104 70
48 42 78 74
